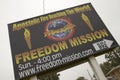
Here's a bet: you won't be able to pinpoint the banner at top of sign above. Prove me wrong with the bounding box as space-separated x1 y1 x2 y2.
11 3 91 31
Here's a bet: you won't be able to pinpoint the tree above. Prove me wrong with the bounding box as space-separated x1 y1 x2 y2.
22 73 60 80
105 47 120 67
100 61 112 75
37 73 60 80
76 76 87 80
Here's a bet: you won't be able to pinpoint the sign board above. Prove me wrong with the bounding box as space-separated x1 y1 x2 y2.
8 3 119 80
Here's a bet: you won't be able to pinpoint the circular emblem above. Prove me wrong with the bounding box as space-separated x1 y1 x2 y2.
44 18 75 41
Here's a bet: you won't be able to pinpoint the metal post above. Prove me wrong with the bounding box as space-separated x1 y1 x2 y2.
29 76 37 80
88 56 107 80
43 0 45 14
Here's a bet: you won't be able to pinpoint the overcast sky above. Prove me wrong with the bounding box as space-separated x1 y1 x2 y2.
0 0 120 80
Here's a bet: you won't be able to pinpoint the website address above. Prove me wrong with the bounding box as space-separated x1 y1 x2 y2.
18 49 94 78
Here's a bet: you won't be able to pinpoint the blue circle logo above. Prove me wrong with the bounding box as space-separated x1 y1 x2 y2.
44 18 75 41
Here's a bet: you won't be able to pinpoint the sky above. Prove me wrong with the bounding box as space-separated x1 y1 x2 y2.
0 0 120 80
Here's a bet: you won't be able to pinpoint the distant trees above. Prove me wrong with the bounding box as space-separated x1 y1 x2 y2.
105 47 120 67
100 61 112 75
76 76 88 80
37 73 60 80
22 73 59 80
100 46 120 75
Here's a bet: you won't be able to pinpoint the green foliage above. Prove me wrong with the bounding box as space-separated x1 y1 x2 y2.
37 73 60 80
105 47 120 67
22 73 59 80
77 77 85 80
100 61 112 75
100 47 120 75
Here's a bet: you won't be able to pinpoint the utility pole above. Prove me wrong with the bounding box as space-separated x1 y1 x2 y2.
87 70 94 80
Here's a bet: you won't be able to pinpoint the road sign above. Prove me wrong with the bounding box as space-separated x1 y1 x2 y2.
8 3 119 80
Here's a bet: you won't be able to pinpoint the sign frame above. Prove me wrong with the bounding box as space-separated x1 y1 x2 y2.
8 3 119 80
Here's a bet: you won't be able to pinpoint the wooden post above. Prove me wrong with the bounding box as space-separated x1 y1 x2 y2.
88 56 107 80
